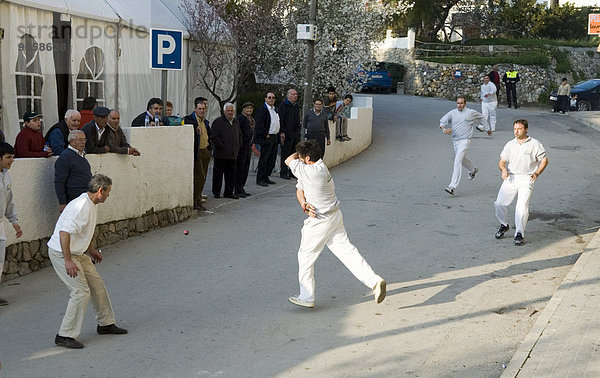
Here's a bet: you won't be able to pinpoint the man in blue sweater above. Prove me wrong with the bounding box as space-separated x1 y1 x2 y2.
54 130 92 212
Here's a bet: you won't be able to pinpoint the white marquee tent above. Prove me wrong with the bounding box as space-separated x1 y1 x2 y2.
0 0 221 143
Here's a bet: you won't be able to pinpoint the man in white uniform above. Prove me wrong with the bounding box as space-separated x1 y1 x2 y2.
284 140 386 308
48 174 127 349
494 119 548 246
477 75 497 134
439 96 487 195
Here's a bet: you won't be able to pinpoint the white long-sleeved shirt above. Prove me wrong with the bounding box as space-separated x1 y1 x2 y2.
0 169 18 240
480 82 497 103
47 192 97 255
439 108 487 141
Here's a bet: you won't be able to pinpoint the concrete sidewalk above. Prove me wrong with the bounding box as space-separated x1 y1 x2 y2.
502 111 600 377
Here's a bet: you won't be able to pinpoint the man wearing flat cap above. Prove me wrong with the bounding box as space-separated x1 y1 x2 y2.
15 111 53 158
81 106 110 154
235 102 255 197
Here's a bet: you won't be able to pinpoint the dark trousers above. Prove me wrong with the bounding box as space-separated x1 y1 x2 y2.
256 136 278 183
212 158 236 196
280 131 300 178
235 146 251 194
305 132 326 158
506 85 518 107
554 95 569 113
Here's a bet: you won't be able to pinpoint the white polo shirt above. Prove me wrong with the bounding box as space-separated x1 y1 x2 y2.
47 192 97 255
267 104 280 134
289 159 339 217
500 136 547 175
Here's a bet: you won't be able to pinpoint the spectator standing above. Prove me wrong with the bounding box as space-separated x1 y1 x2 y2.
210 103 242 199
48 174 128 349
254 92 282 187
494 119 548 246
14 112 53 158
131 98 164 126
488 65 501 100
79 97 96 127
278 88 301 180
81 107 110 154
45 110 81 156
439 96 487 196
554 78 571 114
54 130 92 212
0 142 22 306
502 66 520 109
303 99 330 157
235 102 255 198
478 75 497 135
183 98 211 210
106 110 140 156
322 87 338 121
334 94 353 142
284 140 386 308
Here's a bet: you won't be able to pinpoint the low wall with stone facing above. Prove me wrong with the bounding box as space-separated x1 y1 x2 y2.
375 47 600 104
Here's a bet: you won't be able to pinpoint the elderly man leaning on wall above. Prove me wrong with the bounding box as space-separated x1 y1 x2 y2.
45 109 81 156
106 110 140 156
81 107 110 154
54 130 92 212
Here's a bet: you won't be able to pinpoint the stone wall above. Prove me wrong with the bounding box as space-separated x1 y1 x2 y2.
375 46 600 104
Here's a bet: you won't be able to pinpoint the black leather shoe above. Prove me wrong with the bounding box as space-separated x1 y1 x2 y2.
0 297 7 306
213 194 221 198
257 181 268 187
280 175 291 180
224 194 239 199
97 324 128 335
242 191 251 196
266 179 276 185
55 334 84 349
235 192 247 198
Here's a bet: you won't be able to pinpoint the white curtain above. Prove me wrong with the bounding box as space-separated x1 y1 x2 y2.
0 3 58 143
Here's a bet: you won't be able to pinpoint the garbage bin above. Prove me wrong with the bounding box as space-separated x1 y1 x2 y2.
397 82 404 94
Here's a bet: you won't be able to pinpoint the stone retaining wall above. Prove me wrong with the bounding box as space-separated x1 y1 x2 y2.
375 47 600 104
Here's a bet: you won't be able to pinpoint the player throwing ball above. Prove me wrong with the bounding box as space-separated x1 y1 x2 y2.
284 140 386 308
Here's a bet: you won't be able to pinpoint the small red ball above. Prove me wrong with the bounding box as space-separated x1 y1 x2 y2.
184 230 189 235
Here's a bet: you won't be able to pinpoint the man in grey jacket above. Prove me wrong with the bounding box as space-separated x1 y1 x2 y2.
439 96 487 196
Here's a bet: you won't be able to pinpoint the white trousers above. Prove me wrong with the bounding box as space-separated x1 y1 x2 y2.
449 138 474 189
482 101 497 131
494 174 534 237
0 239 5 280
49 248 116 338
296 208 381 303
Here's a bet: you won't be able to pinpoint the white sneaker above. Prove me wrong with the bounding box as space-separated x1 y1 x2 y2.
469 167 478 180
476 125 484 132
444 187 454 195
373 279 386 304
288 296 314 308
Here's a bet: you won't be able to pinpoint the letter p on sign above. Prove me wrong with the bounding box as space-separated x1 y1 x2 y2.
150 29 183 70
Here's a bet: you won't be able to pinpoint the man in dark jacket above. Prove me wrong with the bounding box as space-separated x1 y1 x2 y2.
54 130 92 212
131 98 164 126
81 107 110 154
254 92 282 187
106 110 140 156
45 109 81 156
278 88 301 179
184 98 211 209
235 102 255 198
502 66 520 109
210 103 242 199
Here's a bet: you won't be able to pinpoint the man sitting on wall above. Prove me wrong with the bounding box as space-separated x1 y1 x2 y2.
45 110 81 156
54 130 92 212
81 107 110 154
131 98 164 127
106 110 140 156
14 112 53 158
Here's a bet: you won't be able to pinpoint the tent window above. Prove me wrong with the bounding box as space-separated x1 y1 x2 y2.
76 47 105 110
15 34 43 127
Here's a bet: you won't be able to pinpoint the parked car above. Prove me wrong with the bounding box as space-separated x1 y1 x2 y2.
549 79 600 111
356 62 392 93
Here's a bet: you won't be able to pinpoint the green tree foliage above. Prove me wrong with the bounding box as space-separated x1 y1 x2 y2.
531 5 593 40
403 0 460 41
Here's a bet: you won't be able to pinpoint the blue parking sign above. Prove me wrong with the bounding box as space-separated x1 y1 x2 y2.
150 29 183 70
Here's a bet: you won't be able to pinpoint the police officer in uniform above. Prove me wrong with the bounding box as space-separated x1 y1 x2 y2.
502 66 520 109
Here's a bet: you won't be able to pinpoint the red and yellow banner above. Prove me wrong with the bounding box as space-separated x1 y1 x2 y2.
589 14 600 35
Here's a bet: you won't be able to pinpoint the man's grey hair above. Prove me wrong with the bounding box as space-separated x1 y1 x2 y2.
223 102 234 112
64 109 80 120
110 109 120 115
68 129 85 142
88 174 112 193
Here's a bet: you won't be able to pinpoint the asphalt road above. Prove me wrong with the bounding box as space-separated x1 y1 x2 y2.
2 94 600 377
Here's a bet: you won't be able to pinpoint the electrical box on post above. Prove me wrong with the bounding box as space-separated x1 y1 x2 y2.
297 24 317 40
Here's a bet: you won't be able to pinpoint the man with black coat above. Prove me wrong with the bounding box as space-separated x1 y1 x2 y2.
254 92 283 187
278 88 301 180
235 102 255 198
210 103 242 199
184 98 212 210
80 106 110 154
45 109 81 156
